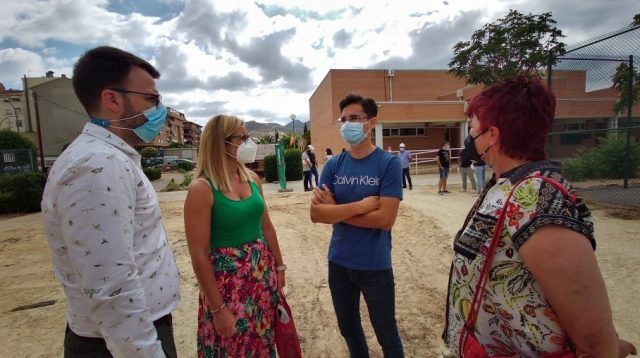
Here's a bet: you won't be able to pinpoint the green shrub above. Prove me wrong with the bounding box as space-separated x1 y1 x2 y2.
0 129 36 150
562 134 640 181
284 149 303 181
163 178 181 192
263 155 277 182
180 169 194 188
177 161 195 172
0 172 46 214
143 167 161 181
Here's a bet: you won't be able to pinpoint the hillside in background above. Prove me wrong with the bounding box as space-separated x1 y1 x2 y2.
244 119 308 136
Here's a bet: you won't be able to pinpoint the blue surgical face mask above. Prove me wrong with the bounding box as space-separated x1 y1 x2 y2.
340 121 369 145
91 103 168 142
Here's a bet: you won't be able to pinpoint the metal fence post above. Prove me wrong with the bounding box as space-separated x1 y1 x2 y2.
623 55 633 189
547 51 553 89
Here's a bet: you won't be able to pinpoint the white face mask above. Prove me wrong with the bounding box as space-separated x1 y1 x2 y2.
226 138 257 163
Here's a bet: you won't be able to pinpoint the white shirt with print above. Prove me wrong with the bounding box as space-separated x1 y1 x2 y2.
42 123 180 357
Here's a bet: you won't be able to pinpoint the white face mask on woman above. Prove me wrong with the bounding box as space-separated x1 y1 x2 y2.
226 138 258 163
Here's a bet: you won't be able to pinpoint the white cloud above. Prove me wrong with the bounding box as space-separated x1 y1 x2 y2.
1 0 638 126
0 48 45 86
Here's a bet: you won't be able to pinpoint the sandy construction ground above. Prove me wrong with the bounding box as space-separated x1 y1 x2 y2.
1 180 638 357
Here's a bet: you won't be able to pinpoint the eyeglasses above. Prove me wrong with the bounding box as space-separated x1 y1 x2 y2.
110 88 162 107
336 114 370 123
226 133 251 142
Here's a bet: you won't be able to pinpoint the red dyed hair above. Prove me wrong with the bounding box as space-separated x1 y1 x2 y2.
466 76 556 161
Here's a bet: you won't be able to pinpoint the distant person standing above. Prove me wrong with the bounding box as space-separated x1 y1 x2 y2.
457 148 476 193
436 141 451 195
397 143 412 190
473 158 486 195
326 147 334 162
302 148 313 191
307 145 319 187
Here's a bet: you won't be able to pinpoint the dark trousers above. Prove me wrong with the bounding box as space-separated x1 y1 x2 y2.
401 168 412 189
63 314 177 358
328 262 404 358
310 165 319 187
303 170 312 191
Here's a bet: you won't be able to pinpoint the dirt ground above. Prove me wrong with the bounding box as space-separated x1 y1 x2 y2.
1 183 638 357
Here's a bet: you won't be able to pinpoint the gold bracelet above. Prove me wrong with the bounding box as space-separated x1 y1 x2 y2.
211 302 226 314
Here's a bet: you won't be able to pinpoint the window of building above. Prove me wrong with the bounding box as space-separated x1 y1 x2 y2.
380 127 425 137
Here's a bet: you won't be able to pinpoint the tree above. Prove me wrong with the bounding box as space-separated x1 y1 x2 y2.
612 62 640 116
0 129 35 150
448 10 566 85
259 133 276 144
140 147 158 158
168 142 183 148
303 122 311 143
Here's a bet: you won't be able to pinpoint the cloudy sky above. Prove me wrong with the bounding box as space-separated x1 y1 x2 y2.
0 0 637 125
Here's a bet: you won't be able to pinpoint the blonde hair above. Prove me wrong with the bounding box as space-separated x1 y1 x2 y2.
195 114 252 192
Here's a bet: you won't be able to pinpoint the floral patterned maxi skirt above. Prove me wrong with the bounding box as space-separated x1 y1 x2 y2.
197 238 278 358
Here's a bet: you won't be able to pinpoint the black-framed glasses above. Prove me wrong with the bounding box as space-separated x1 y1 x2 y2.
110 88 161 107
336 114 370 123
226 133 251 142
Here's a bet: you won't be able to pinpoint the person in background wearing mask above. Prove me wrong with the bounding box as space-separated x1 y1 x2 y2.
436 141 451 195
397 143 412 190
41 46 180 357
310 94 405 357
184 115 287 356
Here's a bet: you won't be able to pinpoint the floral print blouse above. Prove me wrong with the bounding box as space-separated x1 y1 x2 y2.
443 161 595 357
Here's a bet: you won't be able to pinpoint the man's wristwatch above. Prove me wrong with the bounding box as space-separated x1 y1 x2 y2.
276 264 287 272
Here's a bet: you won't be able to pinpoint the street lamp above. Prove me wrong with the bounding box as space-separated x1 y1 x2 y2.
290 113 296 134
2 97 22 132
290 113 296 148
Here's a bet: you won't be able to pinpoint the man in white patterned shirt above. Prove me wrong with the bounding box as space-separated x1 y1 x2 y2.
41 46 180 357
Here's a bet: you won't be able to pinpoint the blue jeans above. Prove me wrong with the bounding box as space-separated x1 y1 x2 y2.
328 262 404 358
475 165 486 194
310 165 319 187
438 167 449 179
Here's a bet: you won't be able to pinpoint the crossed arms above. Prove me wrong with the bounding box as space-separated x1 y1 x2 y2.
309 184 400 230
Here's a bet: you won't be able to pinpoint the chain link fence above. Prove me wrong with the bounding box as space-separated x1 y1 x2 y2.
547 23 640 207
0 149 38 175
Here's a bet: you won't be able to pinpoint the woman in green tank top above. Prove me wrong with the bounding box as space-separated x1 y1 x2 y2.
184 115 287 356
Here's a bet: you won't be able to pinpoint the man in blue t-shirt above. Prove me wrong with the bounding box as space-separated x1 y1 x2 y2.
310 94 404 357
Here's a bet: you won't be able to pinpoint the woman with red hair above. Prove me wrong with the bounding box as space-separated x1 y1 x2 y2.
443 77 636 357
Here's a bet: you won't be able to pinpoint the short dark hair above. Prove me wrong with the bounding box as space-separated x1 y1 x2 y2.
72 46 160 114
338 93 378 118
466 76 555 161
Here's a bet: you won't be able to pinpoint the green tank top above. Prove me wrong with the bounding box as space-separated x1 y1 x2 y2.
205 178 265 248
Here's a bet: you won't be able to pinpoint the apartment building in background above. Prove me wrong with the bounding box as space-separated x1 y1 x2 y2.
3 71 196 169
